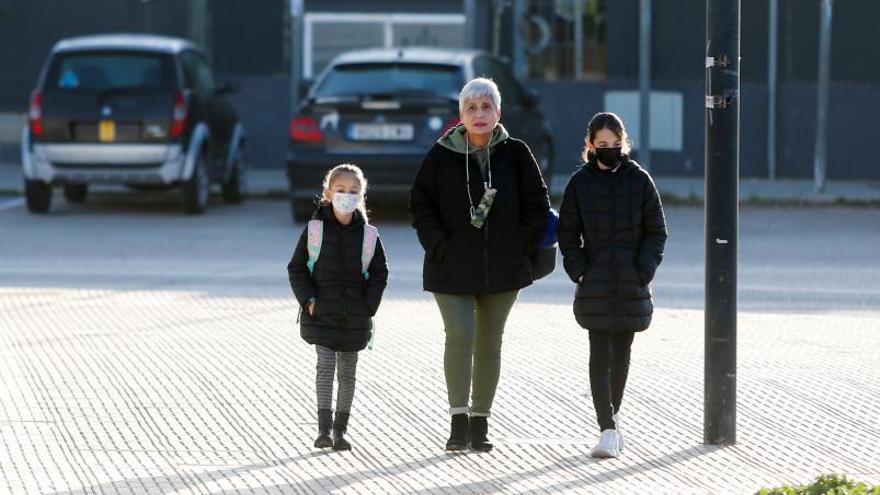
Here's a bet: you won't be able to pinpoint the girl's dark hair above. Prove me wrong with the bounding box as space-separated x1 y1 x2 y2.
581 112 632 163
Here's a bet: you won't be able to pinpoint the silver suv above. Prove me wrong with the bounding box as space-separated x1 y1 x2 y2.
22 34 246 214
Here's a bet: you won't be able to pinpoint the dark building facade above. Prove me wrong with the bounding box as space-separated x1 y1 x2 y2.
591 0 880 180
1 0 878 179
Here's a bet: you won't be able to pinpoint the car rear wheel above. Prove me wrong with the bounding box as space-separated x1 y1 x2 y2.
182 153 209 214
221 149 246 204
25 179 52 214
291 198 316 223
63 184 88 203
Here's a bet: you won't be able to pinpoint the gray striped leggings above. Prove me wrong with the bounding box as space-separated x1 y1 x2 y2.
315 345 359 413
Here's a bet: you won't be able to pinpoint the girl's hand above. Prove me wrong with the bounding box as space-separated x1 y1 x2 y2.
308 301 315 315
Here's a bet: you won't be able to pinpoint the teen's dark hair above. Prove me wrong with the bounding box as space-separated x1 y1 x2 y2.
581 112 632 163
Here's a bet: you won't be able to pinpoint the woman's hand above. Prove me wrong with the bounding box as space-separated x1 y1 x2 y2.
307 298 316 316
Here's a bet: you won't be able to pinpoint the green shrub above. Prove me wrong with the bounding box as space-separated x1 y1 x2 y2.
756 474 880 495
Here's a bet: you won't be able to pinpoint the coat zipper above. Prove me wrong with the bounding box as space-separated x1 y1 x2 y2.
484 220 490 290
482 147 494 290
341 227 348 325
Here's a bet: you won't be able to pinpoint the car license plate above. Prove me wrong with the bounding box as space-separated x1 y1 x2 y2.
99 120 116 142
349 123 414 141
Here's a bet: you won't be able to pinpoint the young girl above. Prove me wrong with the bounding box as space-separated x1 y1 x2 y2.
557 112 667 459
287 163 388 451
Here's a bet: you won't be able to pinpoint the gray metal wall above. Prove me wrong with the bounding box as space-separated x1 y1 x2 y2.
211 0 287 75
607 0 880 85
533 79 880 180
593 0 880 179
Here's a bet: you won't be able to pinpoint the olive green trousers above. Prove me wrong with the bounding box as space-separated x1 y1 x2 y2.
433 290 519 417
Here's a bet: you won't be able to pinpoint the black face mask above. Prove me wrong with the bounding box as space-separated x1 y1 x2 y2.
594 147 622 168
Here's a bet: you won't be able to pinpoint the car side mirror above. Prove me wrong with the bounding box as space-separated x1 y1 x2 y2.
217 81 239 95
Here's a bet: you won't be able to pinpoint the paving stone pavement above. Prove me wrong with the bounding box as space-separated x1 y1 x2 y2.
1 198 878 495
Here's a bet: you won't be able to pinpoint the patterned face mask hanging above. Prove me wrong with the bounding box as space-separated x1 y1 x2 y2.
466 133 497 229
470 188 497 228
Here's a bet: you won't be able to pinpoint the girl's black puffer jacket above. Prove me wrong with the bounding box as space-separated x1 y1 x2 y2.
557 158 667 333
287 205 388 351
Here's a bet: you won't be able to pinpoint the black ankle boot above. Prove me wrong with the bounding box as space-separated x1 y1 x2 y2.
332 411 351 451
314 409 333 448
469 416 493 452
445 413 469 451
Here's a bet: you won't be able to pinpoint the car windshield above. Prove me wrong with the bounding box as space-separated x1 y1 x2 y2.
314 63 463 98
46 51 175 93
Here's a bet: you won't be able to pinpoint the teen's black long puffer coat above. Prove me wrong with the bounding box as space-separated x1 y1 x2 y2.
558 158 667 333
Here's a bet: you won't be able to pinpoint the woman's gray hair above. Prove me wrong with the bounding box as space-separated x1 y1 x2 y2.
459 77 501 113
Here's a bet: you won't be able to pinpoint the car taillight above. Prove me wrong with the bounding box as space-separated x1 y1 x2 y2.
28 90 44 136
289 115 323 143
440 117 460 137
170 91 188 138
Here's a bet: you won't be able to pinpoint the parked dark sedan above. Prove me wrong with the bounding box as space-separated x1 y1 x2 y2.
286 48 554 221
22 34 246 214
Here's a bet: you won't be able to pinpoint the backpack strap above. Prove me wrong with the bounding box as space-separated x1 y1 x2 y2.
362 224 380 350
361 224 379 278
309 220 377 278
306 220 323 273
367 318 376 351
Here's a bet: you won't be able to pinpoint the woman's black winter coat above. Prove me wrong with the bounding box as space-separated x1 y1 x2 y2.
409 138 551 295
557 158 667 333
287 205 388 352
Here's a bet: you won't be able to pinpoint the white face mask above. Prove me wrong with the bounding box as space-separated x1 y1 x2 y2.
331 192 360 214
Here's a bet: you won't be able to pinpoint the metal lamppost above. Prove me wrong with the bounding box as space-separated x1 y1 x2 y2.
704 0 740 446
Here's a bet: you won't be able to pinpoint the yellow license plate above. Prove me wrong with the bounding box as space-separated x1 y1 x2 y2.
99 120 116 142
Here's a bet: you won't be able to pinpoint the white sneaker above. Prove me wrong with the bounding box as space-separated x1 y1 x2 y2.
613 413 625 452
590 429 620 458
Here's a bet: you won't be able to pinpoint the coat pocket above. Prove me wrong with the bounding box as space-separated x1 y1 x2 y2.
309 297 321 317
435 227 461 261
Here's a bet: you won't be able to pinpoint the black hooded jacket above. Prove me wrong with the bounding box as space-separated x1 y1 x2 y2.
409 137 550 294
